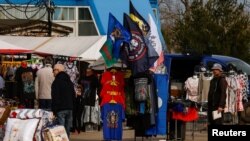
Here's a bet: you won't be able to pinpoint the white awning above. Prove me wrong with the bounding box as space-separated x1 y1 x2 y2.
0 35 106 61
0 40 33 54
89 58 127 70
0 36 50 50
78 36 106 62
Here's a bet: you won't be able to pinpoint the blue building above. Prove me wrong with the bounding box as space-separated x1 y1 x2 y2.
0 0 162 37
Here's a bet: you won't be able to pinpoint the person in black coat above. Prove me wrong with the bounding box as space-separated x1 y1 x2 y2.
14 61 35 108
79 68 99 106
51 64 75 138
78 68 99 131
207 63 227 125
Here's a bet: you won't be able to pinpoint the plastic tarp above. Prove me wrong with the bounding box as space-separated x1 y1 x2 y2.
0 36 50 50
0 36 106 61
88 58 127 70
78 36 107 61
0 40 32 54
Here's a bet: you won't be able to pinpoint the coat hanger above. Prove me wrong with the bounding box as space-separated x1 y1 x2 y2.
110 68 117 73
108 91 117 104
204 71 212 77
109 99 117 104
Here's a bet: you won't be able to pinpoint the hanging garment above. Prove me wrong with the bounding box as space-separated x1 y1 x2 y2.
15 66 35 107
132 72 155 115
101 103 125 141
100 71 125 109
82 100 100 125
145 74 168 136
200 73 213 103
124 76 137 116
134 77 148 102
225 75 239 113
64 61 79 92
237 73 249 102
236 74 244 111
184 76 199 102
79 74 99 106
172 106 199 122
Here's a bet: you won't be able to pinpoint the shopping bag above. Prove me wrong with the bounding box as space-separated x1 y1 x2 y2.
0 106 11 125
43 125 69 141
223 112 233 123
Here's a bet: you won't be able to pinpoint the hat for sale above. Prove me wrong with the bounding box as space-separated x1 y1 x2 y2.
211 63 223 71
21 61 27 68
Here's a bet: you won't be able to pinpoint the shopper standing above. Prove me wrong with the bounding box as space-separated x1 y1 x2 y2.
71 84 84 134
51 64 75 138
207 63 227 125
15 61 35 108
35 63 54 110
78 68 99 131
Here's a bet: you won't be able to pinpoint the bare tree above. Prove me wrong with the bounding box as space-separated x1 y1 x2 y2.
159 0 187 52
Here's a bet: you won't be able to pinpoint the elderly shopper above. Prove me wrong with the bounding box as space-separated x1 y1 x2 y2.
35 63 54 110
51 64 75 138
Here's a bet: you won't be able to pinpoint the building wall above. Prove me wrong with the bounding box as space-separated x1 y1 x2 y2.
89 0 158 35
0 0 161 36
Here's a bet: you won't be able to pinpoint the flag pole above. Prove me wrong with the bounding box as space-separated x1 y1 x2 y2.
121 59 124 70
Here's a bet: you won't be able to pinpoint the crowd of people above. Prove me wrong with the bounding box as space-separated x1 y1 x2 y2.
1 59 249 140
0 60 100 139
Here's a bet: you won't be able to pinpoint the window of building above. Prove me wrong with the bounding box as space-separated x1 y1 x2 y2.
0 5 99 36
53 7 75 20
78 7 98 36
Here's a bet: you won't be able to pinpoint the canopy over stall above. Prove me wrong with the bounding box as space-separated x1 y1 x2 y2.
89 58 127 70
0 40 32 54
0 35 106 60
78 36 107 62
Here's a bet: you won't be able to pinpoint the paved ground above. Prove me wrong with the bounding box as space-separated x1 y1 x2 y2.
70 129 208 141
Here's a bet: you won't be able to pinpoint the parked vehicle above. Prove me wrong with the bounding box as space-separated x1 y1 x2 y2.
164 53 250 126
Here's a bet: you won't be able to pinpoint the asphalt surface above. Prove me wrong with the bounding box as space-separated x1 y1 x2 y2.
70 129 208 141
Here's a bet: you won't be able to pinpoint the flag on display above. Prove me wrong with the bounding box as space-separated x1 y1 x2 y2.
129 0 150 35
99 39 116 68
107 13 131 60
99 13 131 67
129 1 159 69
147 14 164 72
122 13 149 75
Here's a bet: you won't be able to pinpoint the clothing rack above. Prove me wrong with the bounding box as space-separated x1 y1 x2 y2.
222 70 248 125
52 55 81 61
194 71 213 77
183 72 211 140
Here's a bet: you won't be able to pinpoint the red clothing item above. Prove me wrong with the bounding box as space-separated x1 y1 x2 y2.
172 107 198 122
100 71 125 109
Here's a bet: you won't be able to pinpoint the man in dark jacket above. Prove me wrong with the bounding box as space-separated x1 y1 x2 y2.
208 63 227 125
15 61 35 108
52 64 75 138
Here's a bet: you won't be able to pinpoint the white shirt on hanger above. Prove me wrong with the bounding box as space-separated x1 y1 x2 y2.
185 75 199 102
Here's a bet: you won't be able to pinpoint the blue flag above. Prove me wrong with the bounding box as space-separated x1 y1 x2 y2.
107 13 131 60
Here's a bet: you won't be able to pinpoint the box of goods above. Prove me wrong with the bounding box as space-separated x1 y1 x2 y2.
170 82 183 97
